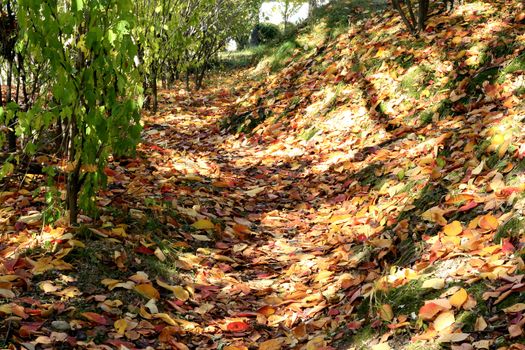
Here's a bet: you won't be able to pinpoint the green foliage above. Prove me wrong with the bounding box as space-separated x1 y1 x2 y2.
254 23 282 44
18 0 142 224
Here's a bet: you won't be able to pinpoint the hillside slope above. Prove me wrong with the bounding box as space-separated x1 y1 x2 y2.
219 0 525 348
3 1 525 349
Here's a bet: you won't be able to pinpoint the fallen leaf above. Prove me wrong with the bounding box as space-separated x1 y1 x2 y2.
226 321 250 332
81 312 108 325
434 311 455 332
478 214 499 230
449 288 468 308
379 304 393 322
422 278 445 290
134 284 160 300
192 219 215 230
444 221 463 236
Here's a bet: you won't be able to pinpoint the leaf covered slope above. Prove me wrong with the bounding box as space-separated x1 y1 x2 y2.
3 0 525 349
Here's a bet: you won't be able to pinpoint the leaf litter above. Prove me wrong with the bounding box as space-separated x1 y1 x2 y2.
3 0 525 349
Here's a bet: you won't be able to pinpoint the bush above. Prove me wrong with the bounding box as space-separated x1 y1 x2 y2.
250 23 281 45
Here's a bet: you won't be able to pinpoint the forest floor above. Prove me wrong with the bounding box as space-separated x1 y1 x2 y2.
4 0 525 349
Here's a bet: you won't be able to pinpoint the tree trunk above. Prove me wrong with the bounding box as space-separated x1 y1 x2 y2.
152 68 158 112
6 60 16 152
308 0 318 17
66 117 81 225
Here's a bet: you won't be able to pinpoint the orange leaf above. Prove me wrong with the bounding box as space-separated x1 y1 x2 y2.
449 288 468 308
134 283 160 300
478 214 499 230
443 221 462 236
257 305 276 316
419 302 445 320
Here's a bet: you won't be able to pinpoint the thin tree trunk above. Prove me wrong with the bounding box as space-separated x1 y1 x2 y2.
392 0 416 34
152 68 158 112
67 117 81 225
6 60 16 152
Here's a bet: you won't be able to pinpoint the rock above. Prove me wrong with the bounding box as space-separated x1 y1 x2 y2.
51 320 71 331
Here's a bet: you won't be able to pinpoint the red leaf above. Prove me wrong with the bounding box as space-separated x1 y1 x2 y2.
135 246 155 255
347 321 362 330
502 239 515 253
81 312 108 325
458 200 477 212
226 321 250 332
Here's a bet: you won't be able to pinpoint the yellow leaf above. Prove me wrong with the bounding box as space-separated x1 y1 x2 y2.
478 214 499 230
192 219 214 230
305 336 326 350
114 319 128 335
503 303 525 313
443 221 463 236
156 279 190 301
449 288 468 308
475 316 487 331
422 278 445 290
0 288 15 298
154 312 178 326
259 338 285 350
421 206 447 225
433 311 455 332
134 283 160 300
371 343 391 350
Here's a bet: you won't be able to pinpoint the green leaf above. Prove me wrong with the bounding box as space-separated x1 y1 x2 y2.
75 0 84 11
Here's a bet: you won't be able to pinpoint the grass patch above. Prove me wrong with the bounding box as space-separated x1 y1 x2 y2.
494 215 525 243
269 40 300 72
375 279 442 317
139 254 181 281
400 65 431 98
219 45 270 70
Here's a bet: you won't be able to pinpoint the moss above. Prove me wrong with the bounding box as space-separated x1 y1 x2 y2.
139 254 180 281
457 310 477 332
377 279 442 316
400 66 429 98
495 291 525 311
500 53 525 78
347 325 375 349
270 40 300 72
494 216 525 243
299 127 319 141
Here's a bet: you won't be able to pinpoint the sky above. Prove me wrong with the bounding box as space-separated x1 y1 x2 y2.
260 1 310 24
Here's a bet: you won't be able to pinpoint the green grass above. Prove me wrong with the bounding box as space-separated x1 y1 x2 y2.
269 40 300 71
400 65 430 98
494 216 525 243
219 45 270 69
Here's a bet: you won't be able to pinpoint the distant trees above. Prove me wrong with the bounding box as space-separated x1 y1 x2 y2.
0 0 264 224
134 0 262 111
279 0 304 33
308 0 319 17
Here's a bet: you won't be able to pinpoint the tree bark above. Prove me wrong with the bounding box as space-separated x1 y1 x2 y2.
308 0 318 17
6 60 16 152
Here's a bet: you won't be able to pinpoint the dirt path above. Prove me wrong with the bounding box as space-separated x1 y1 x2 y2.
123 81 349 349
